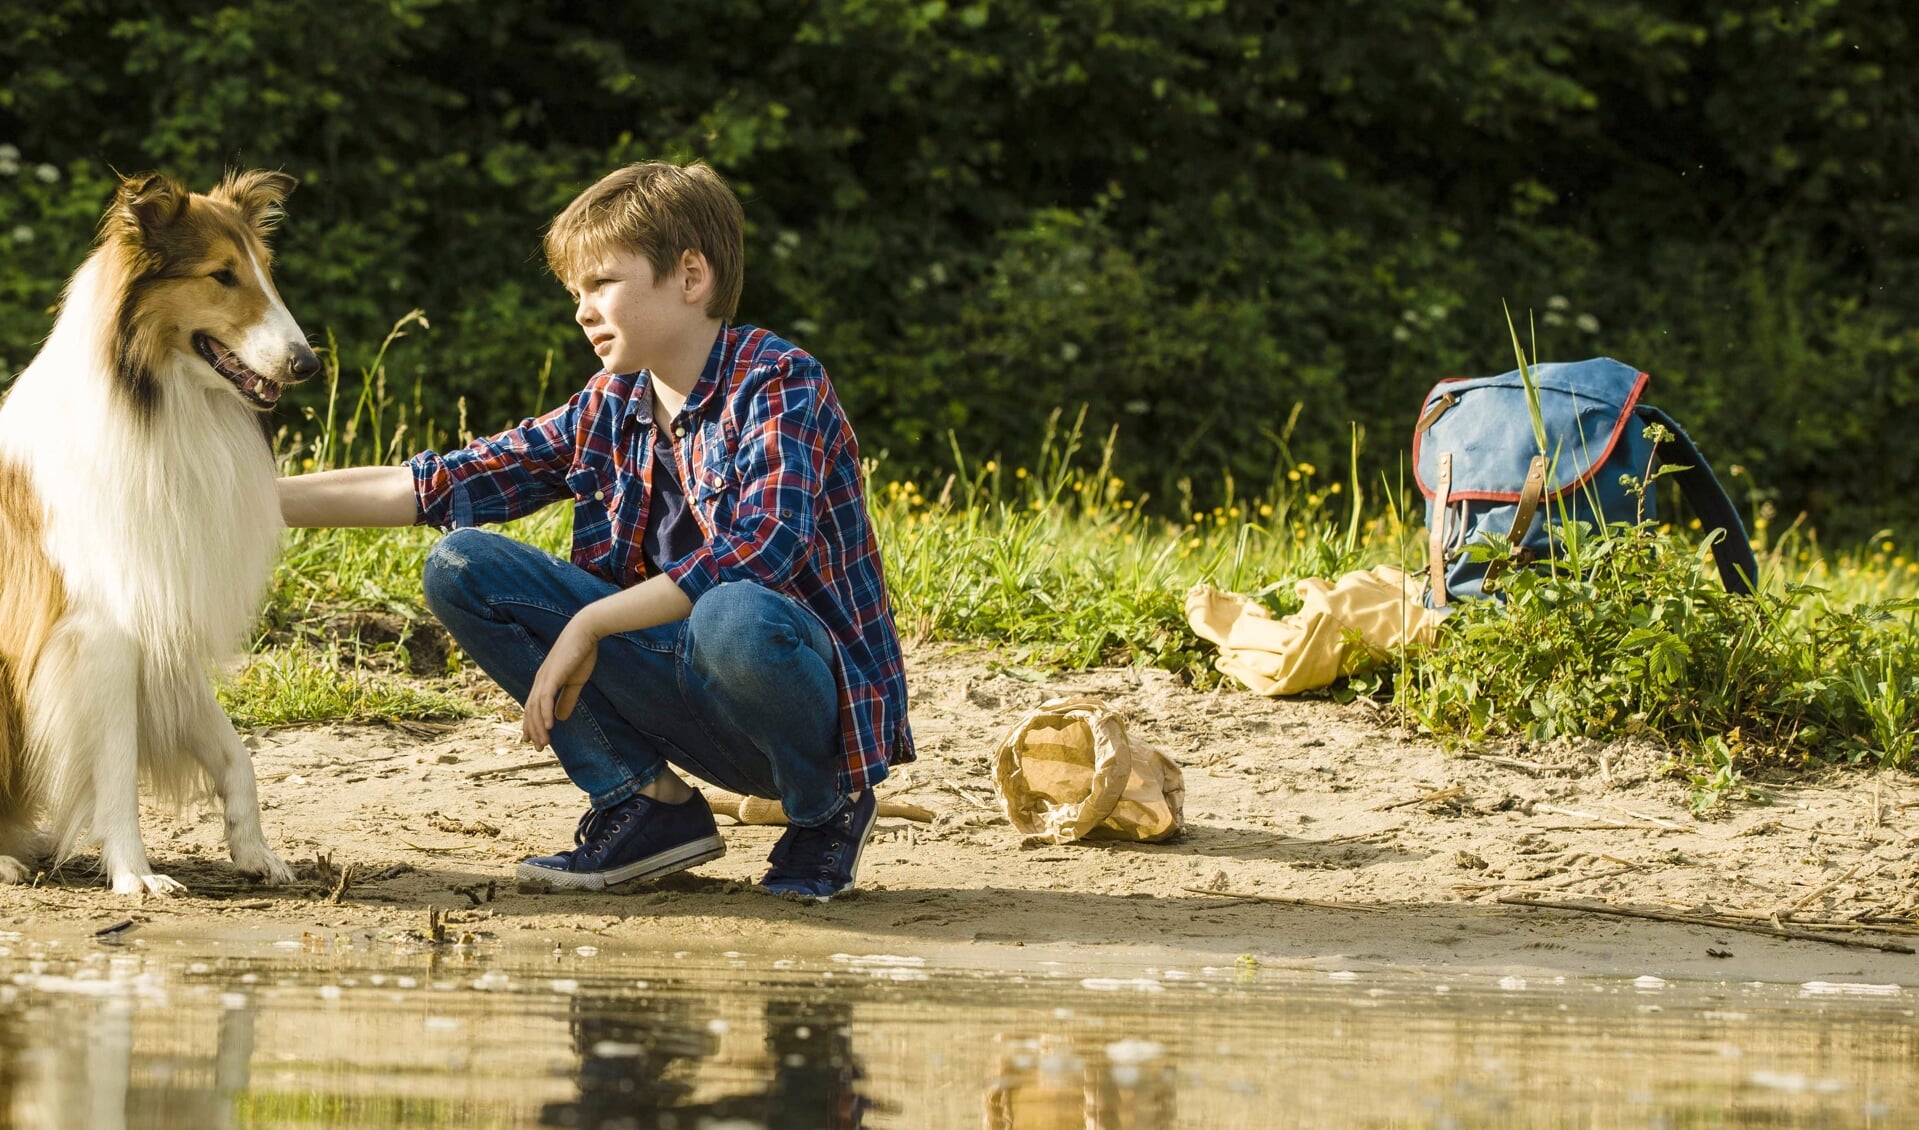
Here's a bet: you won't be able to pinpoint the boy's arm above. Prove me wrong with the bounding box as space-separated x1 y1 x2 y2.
279 466 419 528
521 572 693 749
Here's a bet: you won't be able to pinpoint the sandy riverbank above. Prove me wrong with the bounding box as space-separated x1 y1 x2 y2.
3 643 1915 984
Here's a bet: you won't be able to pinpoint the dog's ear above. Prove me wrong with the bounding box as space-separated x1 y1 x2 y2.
109 173 190 238
211 169 297 237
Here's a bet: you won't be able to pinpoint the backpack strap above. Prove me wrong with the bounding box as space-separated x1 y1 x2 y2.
1483 454 1548 588
1635 405 1759 595
1428 452 1453 607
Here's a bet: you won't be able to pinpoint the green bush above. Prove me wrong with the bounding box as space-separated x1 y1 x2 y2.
4 1 1916 534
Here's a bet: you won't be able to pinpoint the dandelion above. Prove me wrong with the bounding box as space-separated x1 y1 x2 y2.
1688 518 1702 530
1192 511 1207 523
1287 469 1301 482
1186 537 1201 548
984 460 998 473
1328 482 1341 494
1014 467 1027 479
33 163 58 184
1882 540 1895 553
1120 499 1133 509
1306 494 1320 507
1259 504 1273 517
1227 506 1240 518
1297 463 1316 477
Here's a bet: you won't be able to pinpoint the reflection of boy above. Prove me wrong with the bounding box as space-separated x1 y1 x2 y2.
278 160 914 898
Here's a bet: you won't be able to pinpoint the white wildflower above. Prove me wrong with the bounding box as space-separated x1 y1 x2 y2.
791 318 819 337
1392 325 1412 342
1547 294 1570 311
0 144 18 161
1427 304 1448 321
9 226 32 244
33 163 58 184
1059 341 1081 362
1575 313 1600 333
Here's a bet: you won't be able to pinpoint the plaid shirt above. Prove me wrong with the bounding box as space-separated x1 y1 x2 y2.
408 325 914 795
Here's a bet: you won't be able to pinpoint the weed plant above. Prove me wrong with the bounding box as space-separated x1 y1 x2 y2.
241 315 1919 786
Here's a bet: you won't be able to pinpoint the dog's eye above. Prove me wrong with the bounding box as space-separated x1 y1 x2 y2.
210 268 239 288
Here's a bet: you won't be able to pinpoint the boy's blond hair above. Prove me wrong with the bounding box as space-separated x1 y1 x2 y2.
544 160 745 320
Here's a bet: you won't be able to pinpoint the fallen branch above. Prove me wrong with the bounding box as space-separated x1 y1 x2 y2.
466 758 557 780
1373 785 1466 812
1459 753 1575 776
1181 886 1391 913
1497 895 1915 954
707 790 935 825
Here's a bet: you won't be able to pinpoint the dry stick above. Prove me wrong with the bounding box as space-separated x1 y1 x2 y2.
1181 886 1391 913
1621 810 1689 831
1497 895 1916 954
466 758 557 780
1373 785 1467 812
1459 753 1571 776
1778 857 1872 920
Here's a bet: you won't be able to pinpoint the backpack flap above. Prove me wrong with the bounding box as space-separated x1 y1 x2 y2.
1414 358 1654 604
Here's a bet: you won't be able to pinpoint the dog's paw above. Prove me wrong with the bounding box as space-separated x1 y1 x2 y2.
232 844 295 886
112 872 188 898
0 856 30 885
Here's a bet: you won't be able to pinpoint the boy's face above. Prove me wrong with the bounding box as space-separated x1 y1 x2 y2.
565 247 709 376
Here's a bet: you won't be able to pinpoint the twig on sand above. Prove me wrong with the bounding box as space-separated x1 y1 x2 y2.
466 758 557 780
1373 785 1466 812
1776 857 1875 920
941 782 998 811
1181 886 1391 913
1497 895 1916 954
327 863 356 905
1459 752 1575 776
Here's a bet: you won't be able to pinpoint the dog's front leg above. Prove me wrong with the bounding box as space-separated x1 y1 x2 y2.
46 620 186 897
183 682 294 885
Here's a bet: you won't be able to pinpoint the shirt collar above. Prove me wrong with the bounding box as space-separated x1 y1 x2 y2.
618 324 733 434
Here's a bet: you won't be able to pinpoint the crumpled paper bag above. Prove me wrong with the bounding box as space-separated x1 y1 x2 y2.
1186 566 1444 696
992 696 1184 844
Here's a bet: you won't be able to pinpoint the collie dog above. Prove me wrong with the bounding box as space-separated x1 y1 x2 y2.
0 171 317 896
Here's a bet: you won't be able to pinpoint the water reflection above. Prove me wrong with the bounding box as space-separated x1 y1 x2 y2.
539 996 871 1129
0 943 1910 1128
984 1034 1176 1129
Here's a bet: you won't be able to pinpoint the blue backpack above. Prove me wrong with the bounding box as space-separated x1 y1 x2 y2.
1413 357 1759 607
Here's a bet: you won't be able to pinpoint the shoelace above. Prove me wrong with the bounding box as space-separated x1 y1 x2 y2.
572 806 629 856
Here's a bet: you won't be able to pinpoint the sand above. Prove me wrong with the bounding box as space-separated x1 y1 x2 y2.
2 643 1915 984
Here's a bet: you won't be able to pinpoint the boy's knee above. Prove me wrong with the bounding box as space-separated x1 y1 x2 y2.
421 528 494 614
690 583 801 678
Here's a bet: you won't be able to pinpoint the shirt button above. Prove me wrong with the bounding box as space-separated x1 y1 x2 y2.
674 425 686 438
593 490 605 501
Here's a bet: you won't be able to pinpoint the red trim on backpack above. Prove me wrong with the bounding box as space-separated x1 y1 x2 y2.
1412 370 1650 502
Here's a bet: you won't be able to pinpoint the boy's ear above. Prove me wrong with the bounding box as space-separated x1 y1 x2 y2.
678 249 712 305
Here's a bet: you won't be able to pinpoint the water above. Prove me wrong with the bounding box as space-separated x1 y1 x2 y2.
0 930 1911 1128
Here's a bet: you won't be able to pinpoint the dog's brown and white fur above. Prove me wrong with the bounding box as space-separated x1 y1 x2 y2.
0 171 317 896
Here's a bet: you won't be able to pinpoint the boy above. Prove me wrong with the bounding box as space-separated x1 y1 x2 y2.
279 160 914 899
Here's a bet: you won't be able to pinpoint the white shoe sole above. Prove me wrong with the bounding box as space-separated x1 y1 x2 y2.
516 834 726 893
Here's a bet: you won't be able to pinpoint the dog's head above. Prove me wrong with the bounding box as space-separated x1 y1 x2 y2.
102 170 319 414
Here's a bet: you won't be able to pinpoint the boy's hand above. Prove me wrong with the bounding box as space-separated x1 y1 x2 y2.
523 617 602 750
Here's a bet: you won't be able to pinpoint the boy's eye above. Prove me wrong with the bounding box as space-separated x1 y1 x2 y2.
210 268 239 288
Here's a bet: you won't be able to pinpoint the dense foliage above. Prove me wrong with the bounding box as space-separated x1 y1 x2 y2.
3 1 1915 533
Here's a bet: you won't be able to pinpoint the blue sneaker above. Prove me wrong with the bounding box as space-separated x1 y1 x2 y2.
516 792 726 892
759 790 877 900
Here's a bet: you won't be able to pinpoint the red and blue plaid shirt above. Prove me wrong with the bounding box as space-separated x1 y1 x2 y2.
408 325 914 795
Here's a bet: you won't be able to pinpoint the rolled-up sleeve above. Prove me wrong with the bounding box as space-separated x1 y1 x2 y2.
408 393 582 530
662 360 829 601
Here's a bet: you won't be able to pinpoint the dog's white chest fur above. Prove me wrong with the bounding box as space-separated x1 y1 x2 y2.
0 265 280 665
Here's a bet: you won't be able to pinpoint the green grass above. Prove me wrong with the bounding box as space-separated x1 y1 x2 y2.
245 317 1919 788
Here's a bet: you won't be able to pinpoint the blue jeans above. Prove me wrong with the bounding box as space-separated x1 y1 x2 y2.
421 528 847 826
